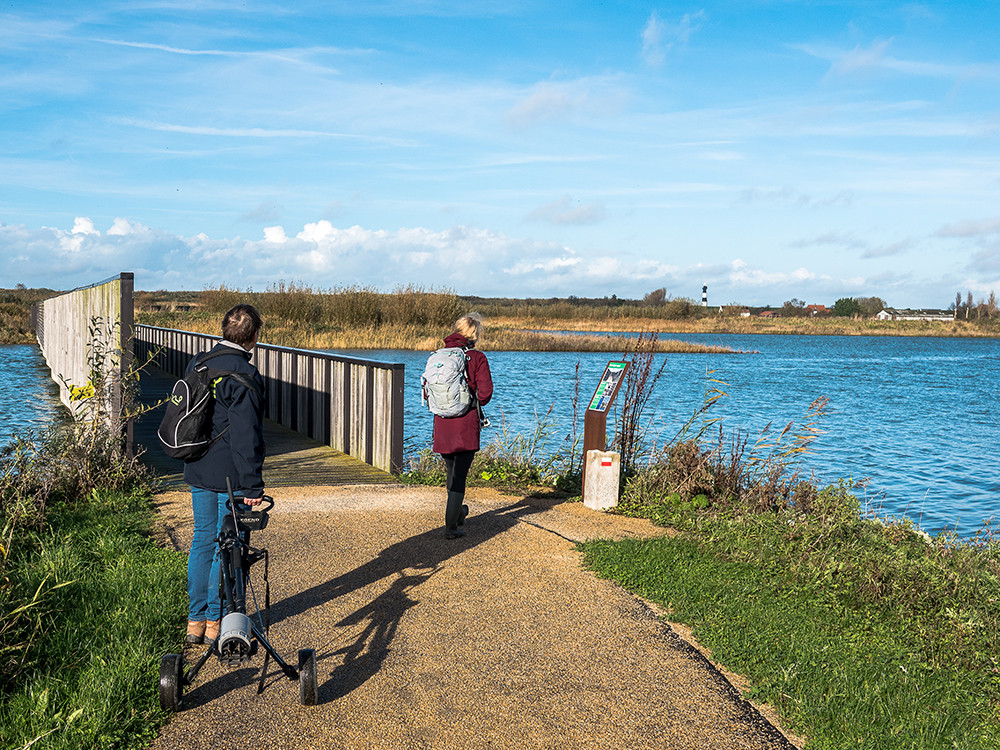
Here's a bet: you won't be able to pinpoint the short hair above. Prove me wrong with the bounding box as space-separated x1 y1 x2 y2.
222 304 263 347
454 313 483 343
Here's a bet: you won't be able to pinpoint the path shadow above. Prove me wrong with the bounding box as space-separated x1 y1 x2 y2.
178 661 263 710
267 497 546 629
323 567 439 702
259 498 549 701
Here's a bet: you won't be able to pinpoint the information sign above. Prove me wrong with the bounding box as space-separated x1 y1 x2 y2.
587 361 628 412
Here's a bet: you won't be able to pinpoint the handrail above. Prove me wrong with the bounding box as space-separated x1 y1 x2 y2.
133 324 405 474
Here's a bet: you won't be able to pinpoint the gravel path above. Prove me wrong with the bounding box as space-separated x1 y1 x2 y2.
149 485 802 750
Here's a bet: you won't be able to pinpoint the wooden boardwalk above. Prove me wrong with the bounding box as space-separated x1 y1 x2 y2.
132 365 397 490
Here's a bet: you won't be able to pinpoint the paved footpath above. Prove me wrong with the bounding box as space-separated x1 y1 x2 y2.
149 484 803 750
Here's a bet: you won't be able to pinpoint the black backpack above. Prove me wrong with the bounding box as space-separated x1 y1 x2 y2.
157 349 263 461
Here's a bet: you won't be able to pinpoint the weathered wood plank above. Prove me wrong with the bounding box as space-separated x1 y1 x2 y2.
133 324 405 475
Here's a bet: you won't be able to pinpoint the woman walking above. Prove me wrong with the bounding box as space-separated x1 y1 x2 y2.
432 313 493 538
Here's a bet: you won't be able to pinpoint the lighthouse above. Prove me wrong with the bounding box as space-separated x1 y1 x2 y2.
701 285 708 307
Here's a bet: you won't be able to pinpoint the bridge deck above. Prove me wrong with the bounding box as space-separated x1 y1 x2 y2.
132 365 397 490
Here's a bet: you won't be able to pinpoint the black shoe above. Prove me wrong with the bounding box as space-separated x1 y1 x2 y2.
445 526 466 539
458 505 469 526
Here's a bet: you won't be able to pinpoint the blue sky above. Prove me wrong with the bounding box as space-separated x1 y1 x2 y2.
2 1 999 307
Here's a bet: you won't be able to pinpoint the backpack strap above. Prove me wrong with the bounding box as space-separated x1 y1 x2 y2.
193 347 248 369
195 349 264 399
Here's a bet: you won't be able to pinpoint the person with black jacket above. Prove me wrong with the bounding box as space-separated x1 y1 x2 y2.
183 304 266 646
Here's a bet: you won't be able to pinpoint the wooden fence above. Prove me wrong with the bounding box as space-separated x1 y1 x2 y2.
134 325 405 475
32 273 134 435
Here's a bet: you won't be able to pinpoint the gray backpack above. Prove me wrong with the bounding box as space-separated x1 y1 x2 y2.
421 347 473 417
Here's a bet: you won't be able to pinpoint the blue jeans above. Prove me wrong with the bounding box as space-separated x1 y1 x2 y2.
187 487 247 621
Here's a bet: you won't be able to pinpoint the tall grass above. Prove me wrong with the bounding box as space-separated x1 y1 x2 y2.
0 287 57 345
201 282 463 329
139 286 737 352
403 403 580 493
582 375 1000 748
1 321 184 749
1 489 185 750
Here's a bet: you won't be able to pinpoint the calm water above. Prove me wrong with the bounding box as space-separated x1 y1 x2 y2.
3 336 997 537
0 345 63 444
330 334 1000 538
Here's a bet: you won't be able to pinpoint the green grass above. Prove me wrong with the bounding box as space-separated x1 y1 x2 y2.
0 489 186 750
581 512 1000 749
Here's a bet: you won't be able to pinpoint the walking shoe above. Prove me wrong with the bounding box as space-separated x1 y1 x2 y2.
185 620 206 645
458 504 469 526
204 619 220 643
445 526 465 539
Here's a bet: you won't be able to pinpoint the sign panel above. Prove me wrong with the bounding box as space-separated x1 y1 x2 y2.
587 361 628 412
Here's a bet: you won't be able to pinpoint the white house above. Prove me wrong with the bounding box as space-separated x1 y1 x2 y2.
876 308 954 322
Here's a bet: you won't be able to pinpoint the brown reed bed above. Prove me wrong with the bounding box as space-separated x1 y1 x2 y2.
491 314 1000 338
135 311 735 353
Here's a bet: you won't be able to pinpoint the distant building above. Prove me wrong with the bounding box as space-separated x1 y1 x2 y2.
759 310 780 318
876 308 954 322
806 304 828 317
717 305 750 317
702 285 708 307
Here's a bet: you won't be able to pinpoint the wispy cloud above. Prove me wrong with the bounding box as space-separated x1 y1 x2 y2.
935 217 1000 238
242 202 285 223
524 195 606 226
504 77 627 130
741 188 854 209
115 118 398 142
641 10 705 67
789 232 867 250
862 239 913 258
795 39 1000 81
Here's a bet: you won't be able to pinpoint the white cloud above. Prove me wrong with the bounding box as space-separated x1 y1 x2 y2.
728 259 823 287
107 217 146 236
0 217 982 307
72 217 99 235
263 226 288 243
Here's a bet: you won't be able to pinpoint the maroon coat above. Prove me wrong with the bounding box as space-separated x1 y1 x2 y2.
432 333 494 455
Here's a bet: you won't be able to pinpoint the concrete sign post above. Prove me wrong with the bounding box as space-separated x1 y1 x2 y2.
581 361 628 503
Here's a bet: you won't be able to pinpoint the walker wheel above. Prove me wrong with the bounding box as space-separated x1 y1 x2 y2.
298 648 318 706
159 653 183 712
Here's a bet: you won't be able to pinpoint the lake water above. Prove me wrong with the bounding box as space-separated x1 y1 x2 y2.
0 345 63 443
4 335 997 537
330 334 999 538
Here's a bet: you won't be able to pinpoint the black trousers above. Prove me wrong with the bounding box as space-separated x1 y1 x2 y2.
442 450 476 529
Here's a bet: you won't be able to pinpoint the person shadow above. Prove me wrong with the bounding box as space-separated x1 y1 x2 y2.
324 567 439 700
258 497 551 704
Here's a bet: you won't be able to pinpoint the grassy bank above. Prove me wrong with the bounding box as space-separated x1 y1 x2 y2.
583 496 1000 748
8 286 1000 346
0 489 186 750
1 412 186 749
134 287 1000 347
489 313 1000 338
572 401 1000 749
136 285 738 352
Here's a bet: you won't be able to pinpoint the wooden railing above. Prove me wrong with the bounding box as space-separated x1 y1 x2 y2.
134 325 405 475
32 273 134 443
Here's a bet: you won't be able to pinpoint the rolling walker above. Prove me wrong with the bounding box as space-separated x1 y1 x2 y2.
159 482 318 709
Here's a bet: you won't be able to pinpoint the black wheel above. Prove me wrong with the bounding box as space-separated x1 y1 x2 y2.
159 653 183 712
298 648 318 706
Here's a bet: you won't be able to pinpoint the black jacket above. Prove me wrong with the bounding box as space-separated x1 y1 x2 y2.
182 342 266 497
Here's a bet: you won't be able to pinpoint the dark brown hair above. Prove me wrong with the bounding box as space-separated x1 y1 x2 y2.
222 304 263 347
